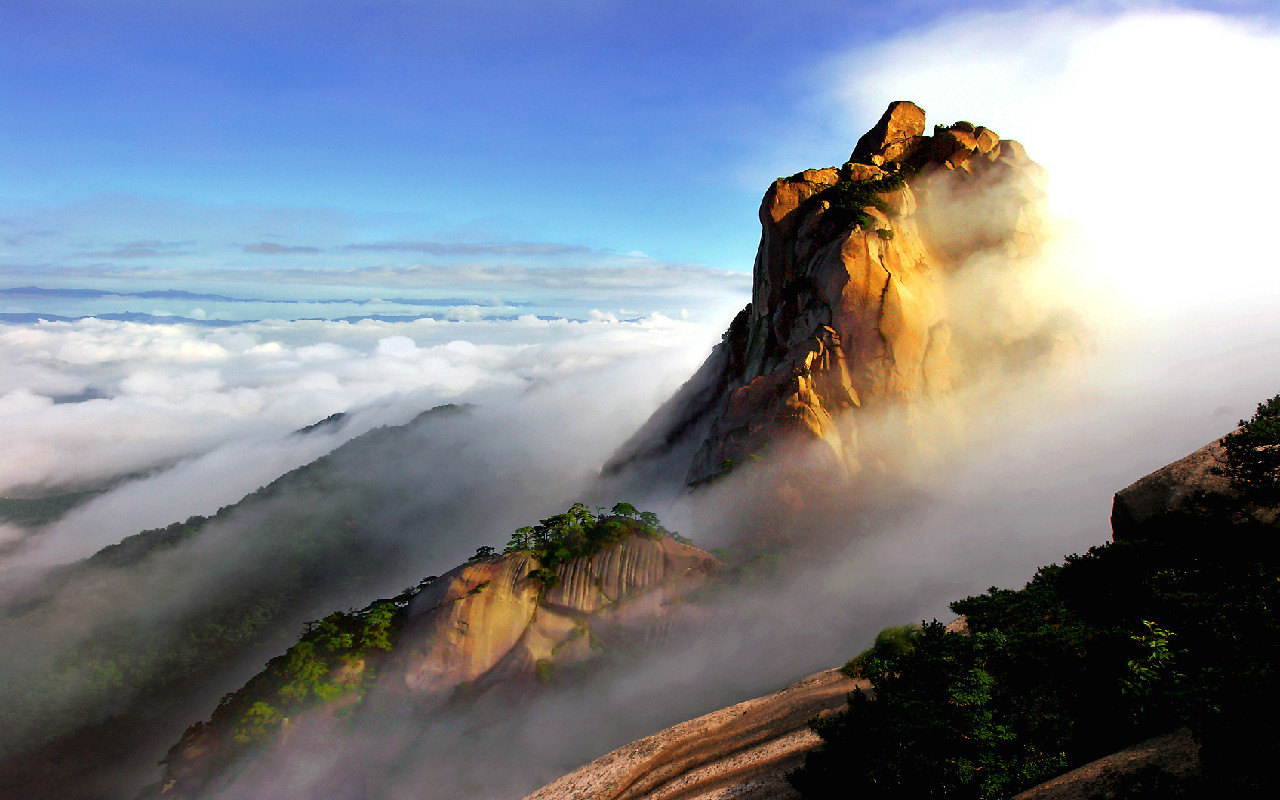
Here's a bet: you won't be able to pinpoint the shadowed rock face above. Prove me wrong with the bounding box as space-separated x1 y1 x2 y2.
1010 729 1201 800
1111 438 1233 539
1110 432 1280 539
607 100 1061 487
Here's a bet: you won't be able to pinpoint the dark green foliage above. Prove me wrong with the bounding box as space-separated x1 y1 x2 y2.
611 502 639 518
1218 394 1280 505
0 489 102 528
797 622 1056 800
295 411 347 435
469 545 497 561
0 469 155 528
814 173 906 232
841 623 920 678
0 405 472 759
502 502 677 589
208 586 417 747
793 494 1280 797
88 515 208 567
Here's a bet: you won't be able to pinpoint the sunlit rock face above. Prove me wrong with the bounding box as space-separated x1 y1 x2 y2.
394 534 718 694
608 100 1062 487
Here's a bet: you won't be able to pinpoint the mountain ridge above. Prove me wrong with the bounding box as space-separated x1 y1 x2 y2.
155 507 719 798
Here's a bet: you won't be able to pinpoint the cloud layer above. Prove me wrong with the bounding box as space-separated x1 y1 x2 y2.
0 312 725 504
822 4 1280 316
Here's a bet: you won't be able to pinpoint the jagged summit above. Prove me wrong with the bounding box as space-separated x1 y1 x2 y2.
607 100 1065 487
849 99 926 165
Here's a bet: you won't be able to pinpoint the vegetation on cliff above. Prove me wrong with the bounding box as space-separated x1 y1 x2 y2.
217 591 412 745
1218 394 1280 506
169 502 679 757
791 395 1280 799
812 171 907 232
500 501 686 589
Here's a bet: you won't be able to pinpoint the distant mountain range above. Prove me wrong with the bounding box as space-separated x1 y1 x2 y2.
0 285 530 306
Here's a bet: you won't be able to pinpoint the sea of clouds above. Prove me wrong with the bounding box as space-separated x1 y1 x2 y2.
0 310 742 563
3 4 1280 799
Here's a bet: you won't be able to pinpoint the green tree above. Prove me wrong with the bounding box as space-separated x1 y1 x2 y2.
505 527 534 552
841 623 920 677
611 502 639 518
794 622 1051 800
232 701 281 744
1219 393 1280 505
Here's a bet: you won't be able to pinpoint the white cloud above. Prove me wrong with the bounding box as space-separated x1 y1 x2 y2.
819 5 1280 315
0 312 729 564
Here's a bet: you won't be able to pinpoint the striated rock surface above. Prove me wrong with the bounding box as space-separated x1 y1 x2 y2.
607 100 1065 486
395 533 718 695
521 669 860 800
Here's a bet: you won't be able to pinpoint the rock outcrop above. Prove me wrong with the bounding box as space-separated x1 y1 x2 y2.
1111 438 1233 539
607 101 1065 486
395 533 717 695
521 669 860 800
158 528 718 797
1010 729 1202 800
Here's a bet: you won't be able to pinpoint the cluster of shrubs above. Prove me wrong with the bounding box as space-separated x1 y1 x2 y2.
470 502 679 589
215 584 423 745
814 172 907 233
1218 394 1280 506
790 395 1280 799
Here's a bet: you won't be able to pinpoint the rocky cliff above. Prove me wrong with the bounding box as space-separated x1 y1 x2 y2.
394 530 716 695
607 101 1068 486
157 516 718 797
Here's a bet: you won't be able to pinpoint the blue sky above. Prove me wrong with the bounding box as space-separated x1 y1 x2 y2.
0 0 913 270
2 0 1278 306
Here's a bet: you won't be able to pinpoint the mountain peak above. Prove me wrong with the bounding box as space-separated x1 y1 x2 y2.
607 101 1073 488
850 99 927 165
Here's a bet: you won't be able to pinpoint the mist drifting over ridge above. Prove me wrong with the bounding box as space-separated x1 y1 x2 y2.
2 3 1280 799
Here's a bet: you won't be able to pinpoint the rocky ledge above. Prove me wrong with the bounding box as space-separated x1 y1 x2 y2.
522 669 861 800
